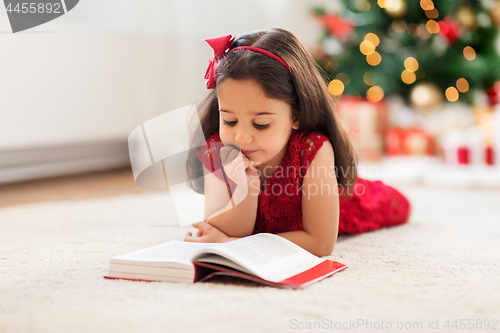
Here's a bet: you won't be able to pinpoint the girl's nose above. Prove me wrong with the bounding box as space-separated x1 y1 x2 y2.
235 129 252 144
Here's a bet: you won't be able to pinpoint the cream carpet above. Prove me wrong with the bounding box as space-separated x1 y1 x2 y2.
1 185 499 333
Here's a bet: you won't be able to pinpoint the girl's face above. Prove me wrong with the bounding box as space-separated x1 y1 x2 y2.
217 78 299 171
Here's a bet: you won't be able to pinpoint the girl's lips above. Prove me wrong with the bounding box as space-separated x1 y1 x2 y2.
241 150 257 155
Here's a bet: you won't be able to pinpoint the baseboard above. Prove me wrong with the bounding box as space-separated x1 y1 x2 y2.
0 141 130 184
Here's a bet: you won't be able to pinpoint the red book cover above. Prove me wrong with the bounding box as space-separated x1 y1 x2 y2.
193 260 347 289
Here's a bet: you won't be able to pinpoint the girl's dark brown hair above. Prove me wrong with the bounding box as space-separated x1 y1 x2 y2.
187 28 357 196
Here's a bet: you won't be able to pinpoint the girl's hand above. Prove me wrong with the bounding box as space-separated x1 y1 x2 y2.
220 146 260 191
185 221 231 243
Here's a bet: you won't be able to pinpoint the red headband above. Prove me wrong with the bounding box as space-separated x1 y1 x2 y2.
204 34 291 89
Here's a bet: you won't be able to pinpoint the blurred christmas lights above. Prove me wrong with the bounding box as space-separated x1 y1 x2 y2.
463 46 476 61
445 87 459 102
456 78 469 93
367 86 384 102
328 79 345 96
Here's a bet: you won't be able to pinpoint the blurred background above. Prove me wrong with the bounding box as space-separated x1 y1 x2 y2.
1 0 500 205
0 0 322 185
312 0 500 187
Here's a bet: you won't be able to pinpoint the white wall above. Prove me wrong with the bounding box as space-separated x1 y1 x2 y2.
0 0 328 182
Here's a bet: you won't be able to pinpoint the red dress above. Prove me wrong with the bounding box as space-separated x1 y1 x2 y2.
197 130 411 235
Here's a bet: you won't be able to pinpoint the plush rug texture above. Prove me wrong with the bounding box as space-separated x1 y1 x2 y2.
1 185 499 333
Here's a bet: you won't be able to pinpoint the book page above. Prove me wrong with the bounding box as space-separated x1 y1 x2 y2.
111 241 215 267
193 233 324 283
195 254 254 275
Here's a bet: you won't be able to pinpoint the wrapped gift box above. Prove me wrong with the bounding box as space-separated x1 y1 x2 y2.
335 96 388 162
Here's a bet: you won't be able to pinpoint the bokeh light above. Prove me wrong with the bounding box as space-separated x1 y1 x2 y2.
407 23 421 37
328 79 345 96
356 0 371 11
426 20 440 34
363 71 379 85
404 57 419 72
456 78 469 93
401 70 417 84
360 40 376 55
378 0 393 9
425 8 439 19
445 87 459 102
420 24 432 39
365 33 380 47
385 0 407 17
420 0 434 11
366 51 382 66
463 46 476 61
392 19 407 33
336 73 350 86
367 86 385 102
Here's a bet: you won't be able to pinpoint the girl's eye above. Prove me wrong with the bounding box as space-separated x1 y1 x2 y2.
254 123 270 130
222 119 237 127
222 119 270 130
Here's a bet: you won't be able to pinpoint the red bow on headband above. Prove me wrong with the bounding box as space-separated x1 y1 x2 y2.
204 34 235 89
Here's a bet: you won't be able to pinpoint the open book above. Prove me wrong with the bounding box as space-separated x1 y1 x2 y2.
104 233 347 289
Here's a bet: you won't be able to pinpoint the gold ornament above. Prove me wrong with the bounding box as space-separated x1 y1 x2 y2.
384 0 408 18
457 5 477 30
409 82 444 110
491 2 500 27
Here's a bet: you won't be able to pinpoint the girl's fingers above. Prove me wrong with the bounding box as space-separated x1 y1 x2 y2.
225 157 242 173
224 159 246 182
192 221 210 232
219 147 231 164
185 232 198 242
222 149 261 185
241 154 260 169
234 161 246 174
185 228 204 242
225 149 241 166
221 147 239 166
220 144 261 170
244 160 254 170
185 235 201 242
232 158 254 173
223 154 243 175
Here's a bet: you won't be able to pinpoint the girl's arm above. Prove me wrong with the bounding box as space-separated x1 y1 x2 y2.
277 141 339 257
199 164 260 237
187 142 339 256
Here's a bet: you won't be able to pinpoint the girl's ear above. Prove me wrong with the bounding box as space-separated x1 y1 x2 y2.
292 113 300 130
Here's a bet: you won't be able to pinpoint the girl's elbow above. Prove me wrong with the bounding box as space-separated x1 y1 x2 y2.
316 244 334 257
317 237 336 257
230 227 254 238
223 220 255 238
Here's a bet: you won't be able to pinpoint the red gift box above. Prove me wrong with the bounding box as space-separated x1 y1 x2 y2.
336 96 388 161
385 127 435 156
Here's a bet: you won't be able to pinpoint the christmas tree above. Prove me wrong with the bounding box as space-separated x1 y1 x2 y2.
312 0 500 107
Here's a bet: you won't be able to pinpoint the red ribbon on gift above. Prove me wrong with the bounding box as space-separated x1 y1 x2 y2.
486 146 495 165
457 146 469 164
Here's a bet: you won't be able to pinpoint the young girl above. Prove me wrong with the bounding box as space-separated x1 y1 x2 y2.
185 28 411 257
